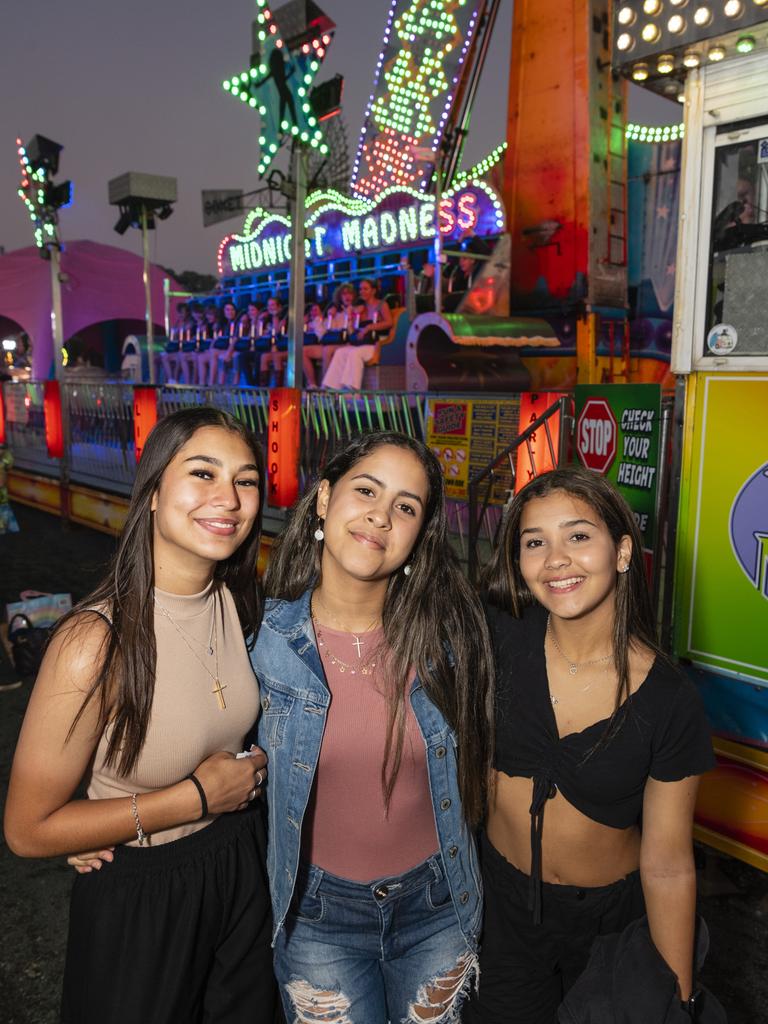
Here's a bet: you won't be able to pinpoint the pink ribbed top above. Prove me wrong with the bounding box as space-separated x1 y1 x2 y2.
302 624 439 882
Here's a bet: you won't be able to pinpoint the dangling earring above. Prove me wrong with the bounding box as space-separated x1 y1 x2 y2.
403 563 412 577
314 518 325 542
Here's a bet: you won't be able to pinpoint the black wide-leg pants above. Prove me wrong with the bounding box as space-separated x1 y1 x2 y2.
463 831 645 1024
61 804 277 1024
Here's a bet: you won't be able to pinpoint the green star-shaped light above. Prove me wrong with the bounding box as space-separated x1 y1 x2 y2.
222 0 330 175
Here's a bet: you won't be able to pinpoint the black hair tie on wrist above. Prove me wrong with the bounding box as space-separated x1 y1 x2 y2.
186 773 208 820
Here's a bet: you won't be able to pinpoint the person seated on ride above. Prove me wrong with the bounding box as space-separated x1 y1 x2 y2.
178 303 205 385
196 304 224 387
464 467 715 1024
321 279 393 391
319 282 357 374
302 302 327 389
211 300 241 386
160 303 190 384
257 296 287 387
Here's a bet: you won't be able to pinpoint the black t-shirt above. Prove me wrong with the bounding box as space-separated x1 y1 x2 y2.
488 602 715 827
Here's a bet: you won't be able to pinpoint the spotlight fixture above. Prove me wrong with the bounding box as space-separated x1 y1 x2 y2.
642 22 662 40
683 48 702 65
708 44 726 59
669 0 688 5
723 0 743 14
657 53 676 72
618 5 637 23
617 32 634 50
668 13 686 29
693 5 713 23
632 62 650 79
643 0 663 12
736 33 755 51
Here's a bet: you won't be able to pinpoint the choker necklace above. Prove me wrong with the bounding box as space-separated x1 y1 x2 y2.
156 594 227 709
546 616 613 677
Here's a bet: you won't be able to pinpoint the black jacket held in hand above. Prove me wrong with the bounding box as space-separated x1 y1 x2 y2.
557 916 727 1024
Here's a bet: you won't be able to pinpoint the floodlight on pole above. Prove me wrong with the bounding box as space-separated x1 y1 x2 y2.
108 172 178 384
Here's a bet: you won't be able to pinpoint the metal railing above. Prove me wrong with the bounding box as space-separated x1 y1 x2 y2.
1 380 434 501
467 396 573 583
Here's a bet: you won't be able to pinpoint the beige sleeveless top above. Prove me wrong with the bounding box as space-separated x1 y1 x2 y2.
88 582 260 845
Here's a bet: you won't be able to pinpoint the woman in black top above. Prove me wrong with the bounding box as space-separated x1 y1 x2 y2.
465 467 714 1024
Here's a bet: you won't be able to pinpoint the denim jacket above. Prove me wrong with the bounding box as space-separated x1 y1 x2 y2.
250 590 483 946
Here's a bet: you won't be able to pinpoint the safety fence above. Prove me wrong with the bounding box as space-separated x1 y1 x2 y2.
1 380 432 495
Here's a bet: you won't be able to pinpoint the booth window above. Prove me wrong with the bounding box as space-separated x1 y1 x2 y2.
704 123 768 358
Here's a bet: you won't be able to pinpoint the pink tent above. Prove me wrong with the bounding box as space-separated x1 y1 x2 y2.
0 240 182 377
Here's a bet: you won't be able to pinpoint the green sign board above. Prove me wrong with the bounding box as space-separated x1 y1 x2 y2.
574 384 662 556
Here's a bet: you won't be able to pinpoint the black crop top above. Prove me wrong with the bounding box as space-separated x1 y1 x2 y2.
487 601 715 922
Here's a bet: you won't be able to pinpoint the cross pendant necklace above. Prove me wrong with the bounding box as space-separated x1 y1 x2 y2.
352 635 364 658
212 678 228 710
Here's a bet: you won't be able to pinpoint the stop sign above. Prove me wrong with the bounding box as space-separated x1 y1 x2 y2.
577 398 617 474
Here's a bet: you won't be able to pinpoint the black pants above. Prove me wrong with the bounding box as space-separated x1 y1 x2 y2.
62 804 277 1024
463 831 645 1024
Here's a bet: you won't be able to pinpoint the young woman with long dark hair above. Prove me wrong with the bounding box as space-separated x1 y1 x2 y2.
5 407 277 1024
321 279 393 391
252 431 494 1022
464 467 714 1023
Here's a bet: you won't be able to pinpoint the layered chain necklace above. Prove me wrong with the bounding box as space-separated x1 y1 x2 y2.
311 596 381 677
155 593 228 709
546 615 613 707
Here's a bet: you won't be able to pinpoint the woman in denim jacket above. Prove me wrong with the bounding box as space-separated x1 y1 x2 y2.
251 432 494 1023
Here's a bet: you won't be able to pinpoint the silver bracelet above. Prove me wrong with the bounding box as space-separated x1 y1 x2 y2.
130 792 148 847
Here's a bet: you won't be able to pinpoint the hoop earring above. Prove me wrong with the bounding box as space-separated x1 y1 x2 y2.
314 518 325 542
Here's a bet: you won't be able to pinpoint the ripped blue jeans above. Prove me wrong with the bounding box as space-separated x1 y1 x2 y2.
274 853 478 1024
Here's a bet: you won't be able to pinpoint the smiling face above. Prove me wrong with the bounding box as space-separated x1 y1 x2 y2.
223 302 237 322
316 444 428 586
150 426 261 583
517 490 631 626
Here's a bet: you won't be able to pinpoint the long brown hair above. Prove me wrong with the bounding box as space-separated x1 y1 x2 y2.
264 431 494 828
483 466 661 748
62 406 265 776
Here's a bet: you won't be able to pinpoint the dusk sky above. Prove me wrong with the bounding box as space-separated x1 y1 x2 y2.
1 0 678 276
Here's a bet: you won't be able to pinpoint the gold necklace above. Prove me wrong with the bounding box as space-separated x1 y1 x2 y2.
312 619 378 676
155 595 215 655
311 596 380 661
546 616 613 677
155 595 227 709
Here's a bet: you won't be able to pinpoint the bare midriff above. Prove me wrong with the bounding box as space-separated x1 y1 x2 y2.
486 771 641 888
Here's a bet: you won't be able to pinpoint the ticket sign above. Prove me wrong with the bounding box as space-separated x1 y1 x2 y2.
426 399 472 500
574 384 661 557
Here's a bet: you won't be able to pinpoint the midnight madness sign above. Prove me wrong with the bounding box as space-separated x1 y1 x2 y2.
217 181 505 276
575 384 662 555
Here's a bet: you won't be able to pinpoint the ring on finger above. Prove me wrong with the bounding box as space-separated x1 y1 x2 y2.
248 788 257 802
255 769 264 787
